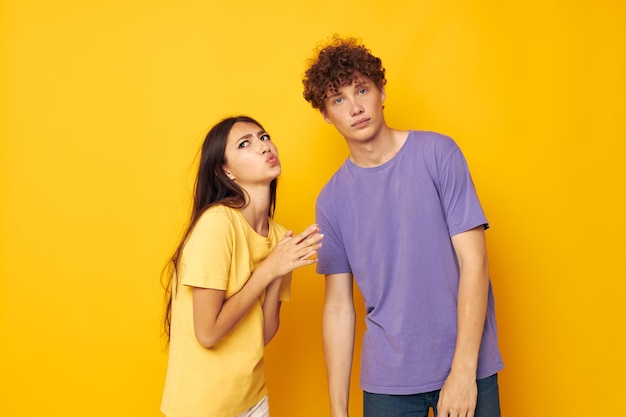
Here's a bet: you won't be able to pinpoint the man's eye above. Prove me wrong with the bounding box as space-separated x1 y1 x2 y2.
335 97 344 104
358 89 367 95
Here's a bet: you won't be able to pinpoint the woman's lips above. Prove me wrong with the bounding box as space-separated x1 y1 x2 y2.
267 153 279 166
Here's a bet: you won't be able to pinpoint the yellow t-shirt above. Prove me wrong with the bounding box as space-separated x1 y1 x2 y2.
161 205 292 417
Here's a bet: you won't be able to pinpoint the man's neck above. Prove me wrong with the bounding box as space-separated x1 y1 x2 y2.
347 127 409 168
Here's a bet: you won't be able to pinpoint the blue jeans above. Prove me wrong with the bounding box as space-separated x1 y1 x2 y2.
363 374 501 417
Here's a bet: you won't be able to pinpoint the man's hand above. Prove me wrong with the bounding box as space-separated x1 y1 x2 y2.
437 369 477 417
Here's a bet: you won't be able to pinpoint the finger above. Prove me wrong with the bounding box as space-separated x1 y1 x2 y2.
298 234 323 250
298 231 324 248
276 235 293 246
296 255 318 266
276 230 296 245
297 243 322 260
292 224 320 243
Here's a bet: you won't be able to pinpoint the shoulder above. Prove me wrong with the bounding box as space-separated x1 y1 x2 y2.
317 161 350 203
182 206 238 254
193 204 238 234
198 204 237 220
406 130 460 153
403 130 464 169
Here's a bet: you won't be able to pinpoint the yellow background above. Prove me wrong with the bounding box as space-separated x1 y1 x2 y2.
1 1 625 416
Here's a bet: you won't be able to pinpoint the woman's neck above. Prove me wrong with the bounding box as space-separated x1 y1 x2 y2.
238 187 271 236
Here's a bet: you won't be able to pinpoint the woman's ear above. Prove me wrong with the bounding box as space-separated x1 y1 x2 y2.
222 166 235 181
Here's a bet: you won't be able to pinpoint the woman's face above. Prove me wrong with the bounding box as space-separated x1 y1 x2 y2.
222 121 281 188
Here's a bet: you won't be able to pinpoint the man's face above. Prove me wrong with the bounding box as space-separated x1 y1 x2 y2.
321 76 386 143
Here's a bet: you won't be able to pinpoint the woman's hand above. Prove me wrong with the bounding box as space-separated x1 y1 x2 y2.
258 224 323 345
193 224 322 348
257 224 323 280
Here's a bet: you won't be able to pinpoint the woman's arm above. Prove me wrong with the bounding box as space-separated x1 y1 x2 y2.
262 230 294 345
193 224 322 348
192 265 275 348
262 276 283 345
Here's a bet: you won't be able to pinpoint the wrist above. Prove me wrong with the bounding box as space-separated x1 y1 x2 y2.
450 348 479 374
250 264 274 287
329 399 349 417
449 362 478 379
266 275 283 291
330 408 349 417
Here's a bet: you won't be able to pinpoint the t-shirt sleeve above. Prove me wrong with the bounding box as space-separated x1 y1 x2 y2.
180 209 233 290
437 142 489 236
315 195 351 275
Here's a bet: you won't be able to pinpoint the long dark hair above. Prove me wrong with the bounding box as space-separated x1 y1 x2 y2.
162 115 278 340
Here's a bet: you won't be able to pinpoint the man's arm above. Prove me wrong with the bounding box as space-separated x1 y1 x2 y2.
322 272 355 417
437 225 490 417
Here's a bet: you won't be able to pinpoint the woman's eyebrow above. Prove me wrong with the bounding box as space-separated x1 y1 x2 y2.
237 133 253 141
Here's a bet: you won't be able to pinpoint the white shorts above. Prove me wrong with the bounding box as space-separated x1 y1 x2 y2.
236 396 269 417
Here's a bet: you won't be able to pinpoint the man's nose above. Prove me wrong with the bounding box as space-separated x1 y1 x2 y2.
349 99 364 116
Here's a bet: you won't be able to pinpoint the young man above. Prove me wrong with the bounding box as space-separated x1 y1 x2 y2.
302 36 504 417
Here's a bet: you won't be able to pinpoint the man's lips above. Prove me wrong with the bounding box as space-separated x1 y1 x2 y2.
351 117 370 128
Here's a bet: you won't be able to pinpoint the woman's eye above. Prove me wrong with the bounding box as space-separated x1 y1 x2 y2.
238 140 249 148
260 133 271 141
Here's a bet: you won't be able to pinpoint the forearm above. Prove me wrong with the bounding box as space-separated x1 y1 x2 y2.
194 224 323 348
322 291 355 417
437 228 490 414
262 276 283 345
450 227 490 375
194 267 274 348
451 261 489 375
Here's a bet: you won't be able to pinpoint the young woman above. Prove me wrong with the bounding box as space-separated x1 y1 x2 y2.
161 115 323 417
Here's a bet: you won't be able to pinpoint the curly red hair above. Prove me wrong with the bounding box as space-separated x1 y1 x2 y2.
302 36 387 111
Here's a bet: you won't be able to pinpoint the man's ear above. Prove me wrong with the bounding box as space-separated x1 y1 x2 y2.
320 109 332 124
380 87 386 103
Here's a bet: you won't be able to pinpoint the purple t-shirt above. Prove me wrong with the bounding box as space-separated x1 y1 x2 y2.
316 130 504 394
